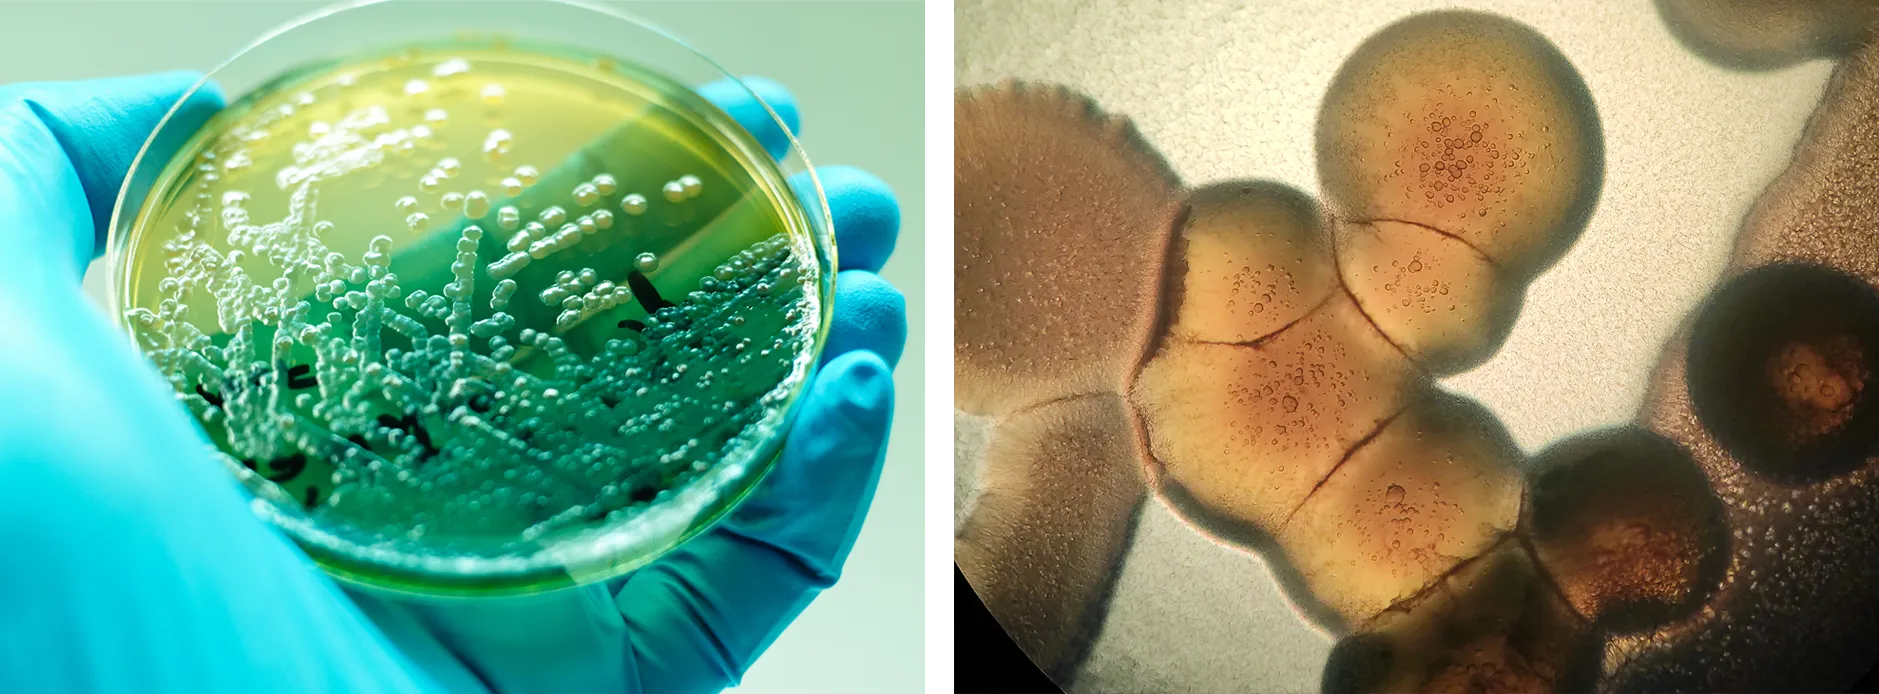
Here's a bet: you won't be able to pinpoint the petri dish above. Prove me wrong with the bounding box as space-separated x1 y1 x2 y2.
105 0 835 596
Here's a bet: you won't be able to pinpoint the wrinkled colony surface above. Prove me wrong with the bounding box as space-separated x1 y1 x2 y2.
115 42 823 590
954 83 1171 678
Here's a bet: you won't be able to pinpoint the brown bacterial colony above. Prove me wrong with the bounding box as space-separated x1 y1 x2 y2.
964 2 1879 692
1629 1 1879 690
954 82 1173 677
954 82 1182 416
945 8 1832 693
1654 0 1879 70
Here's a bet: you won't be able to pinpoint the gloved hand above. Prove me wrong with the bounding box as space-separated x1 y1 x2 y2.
0 70 906 694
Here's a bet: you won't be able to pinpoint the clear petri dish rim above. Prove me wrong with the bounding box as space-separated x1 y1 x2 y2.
105 0 837 597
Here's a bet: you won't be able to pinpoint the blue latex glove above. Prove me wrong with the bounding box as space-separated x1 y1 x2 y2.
0 71 907 694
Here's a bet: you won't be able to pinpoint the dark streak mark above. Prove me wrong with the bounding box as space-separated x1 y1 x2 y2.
1326 225 1418 366
196 384 225 408
263 453 307 483
376 413 439 458
1517 531 1591 625
1363 533 1515 631
626 270 675 312
1186 292 1339 351
303 485 321 509
285 364 317 389
410 420 436 456
1338 276 1416 364
1349 216 1502 270
1282 406 1410 529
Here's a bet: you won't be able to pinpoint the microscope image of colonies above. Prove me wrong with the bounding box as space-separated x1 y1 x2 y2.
954 82 1177 678
1622 1 1879 690
956 4 1879 691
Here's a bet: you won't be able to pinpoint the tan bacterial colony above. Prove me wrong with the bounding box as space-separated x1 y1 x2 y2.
956 10 1746 692
115 40 822 589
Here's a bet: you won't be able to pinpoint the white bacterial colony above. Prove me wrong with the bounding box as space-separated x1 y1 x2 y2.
120 55 820 567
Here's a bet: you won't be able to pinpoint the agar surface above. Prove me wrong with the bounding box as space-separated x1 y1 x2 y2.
120 44 820 571
947 9 1818 693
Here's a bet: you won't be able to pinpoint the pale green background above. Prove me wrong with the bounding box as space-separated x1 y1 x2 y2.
0 2 923 692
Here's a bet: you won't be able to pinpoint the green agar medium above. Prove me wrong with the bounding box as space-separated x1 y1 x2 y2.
114 39 827 594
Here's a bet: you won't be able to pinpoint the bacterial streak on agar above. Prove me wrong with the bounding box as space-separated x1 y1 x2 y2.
115 40 825 592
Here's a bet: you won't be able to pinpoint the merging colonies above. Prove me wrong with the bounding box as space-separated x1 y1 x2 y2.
1627 1 1879 689
122 48 818 564
1138 13 1615 689
958 11 1729 693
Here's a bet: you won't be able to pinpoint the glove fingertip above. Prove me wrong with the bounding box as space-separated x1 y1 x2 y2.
698 75 800 160
823 349 894 422
819 165 899 272
11 71 229 256
166 72 228 127
824 270 907 369
738 75 800 140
